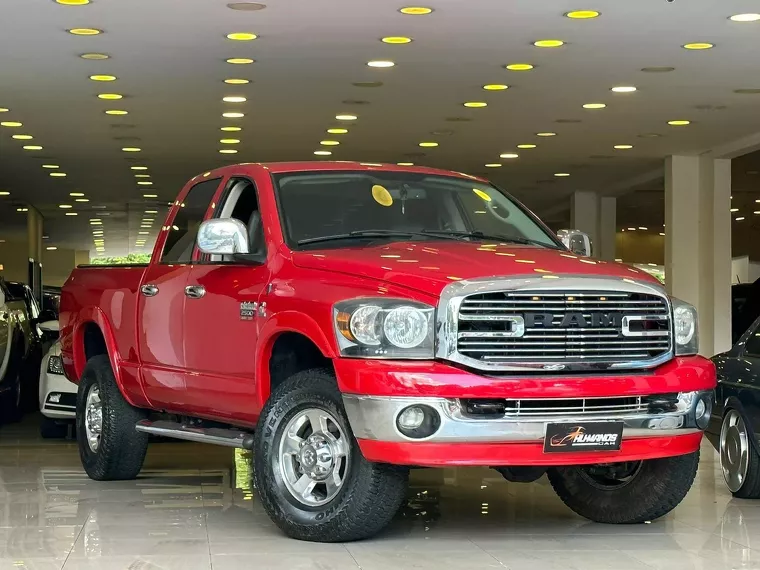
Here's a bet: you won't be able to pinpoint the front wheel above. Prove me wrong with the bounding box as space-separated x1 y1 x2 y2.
720 409 760 498
547 451 700 523
253 368 408 542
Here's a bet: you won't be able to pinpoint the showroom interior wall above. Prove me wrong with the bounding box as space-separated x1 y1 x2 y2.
0 240 90 286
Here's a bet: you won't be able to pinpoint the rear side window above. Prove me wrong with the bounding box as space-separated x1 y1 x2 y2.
161 178 221 262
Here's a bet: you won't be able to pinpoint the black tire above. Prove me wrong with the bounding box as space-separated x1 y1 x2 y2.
0 336 24 425
40 416 71 439
720 409 760 499
547 451 700 523
253 368 408 542
76 355 149 480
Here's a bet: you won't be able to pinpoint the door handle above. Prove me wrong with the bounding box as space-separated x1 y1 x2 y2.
185 285 206 299
140 284 159 297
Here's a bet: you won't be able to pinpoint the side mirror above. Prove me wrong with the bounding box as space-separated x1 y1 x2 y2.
197 218 250 255
557 229 592 257
38 320 59 333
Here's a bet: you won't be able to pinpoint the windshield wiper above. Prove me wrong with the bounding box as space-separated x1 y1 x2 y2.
421 230 562 250
297 229 462 246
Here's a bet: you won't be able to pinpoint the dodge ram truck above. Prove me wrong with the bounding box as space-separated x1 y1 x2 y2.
60 161 716 542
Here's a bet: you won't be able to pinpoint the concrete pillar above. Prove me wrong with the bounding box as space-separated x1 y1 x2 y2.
26 208 44 299
571 192 616 260
599 197 617 262
664 155 731 356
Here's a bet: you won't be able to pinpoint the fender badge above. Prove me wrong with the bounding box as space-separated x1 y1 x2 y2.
240 301 256 321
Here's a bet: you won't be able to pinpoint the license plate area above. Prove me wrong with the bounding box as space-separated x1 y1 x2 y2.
543 421 624 453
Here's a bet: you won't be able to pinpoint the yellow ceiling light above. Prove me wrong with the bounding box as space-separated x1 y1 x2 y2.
56 0 90 5
0 108 8 112
143 194 158 198
121 147 141 152
42 164 59 169
582 103 606 109
730 13 760 22
70 192 85 197
1 121 22 127
536 132 557 137
75 198 90 202
668 120 691 126
50 172 67 177
0 191 10 196
224 78 250 85
58 204 73 209
614 144 634 149
517 144 537 149
418 142 439 147
533 39 564 48
23 145 43 150
381 36 413 44
105 109 128 115
89 74 116 82
367 60 395 68
482 84 509 91
336 114 357 121
399 6 433 15
137 181 153 185
12 134 33 140
314 150 332 156
222 96 247 103
226 32 258 41
68 28 102 35
219 149 238 154
80 52 110 60
327 128 348 134
223 112 245 118
130 166 148 170
397 162 414 166
611 86 637 93
320 140 340 146
226 58 255 64
98 93 123 100
499 153 519 159
554 172 571 177
505 63 534 71
17 207 29 212
683 42 714 50
565 10 600 19
220 138 241 144
463 101 487 108
485 163 502 168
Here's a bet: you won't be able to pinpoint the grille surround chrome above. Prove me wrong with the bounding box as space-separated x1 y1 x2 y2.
436 275 673 372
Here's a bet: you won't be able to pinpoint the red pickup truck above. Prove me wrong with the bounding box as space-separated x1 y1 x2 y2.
60 161 715 542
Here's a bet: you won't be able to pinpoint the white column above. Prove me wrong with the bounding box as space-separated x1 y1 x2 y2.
570 192 616 260
664 155 731 356
599 197 617 261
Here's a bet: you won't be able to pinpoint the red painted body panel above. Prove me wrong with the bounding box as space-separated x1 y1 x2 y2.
357 433 704 467
59 161 717 469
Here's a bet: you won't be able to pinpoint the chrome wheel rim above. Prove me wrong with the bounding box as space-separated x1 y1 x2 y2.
278 408 350 507
721 409 749 493
85 385 103 453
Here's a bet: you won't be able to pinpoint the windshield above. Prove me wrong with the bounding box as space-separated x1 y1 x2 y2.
274 171 560 249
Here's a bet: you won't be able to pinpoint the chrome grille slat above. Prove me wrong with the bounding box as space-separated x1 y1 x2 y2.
461 396 649 418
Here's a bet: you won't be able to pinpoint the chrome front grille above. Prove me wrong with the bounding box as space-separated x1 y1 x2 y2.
455 290 671 369
461 396 651 419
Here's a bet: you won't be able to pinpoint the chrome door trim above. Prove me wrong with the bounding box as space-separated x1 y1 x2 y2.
140 284 159 297
184 285 206 299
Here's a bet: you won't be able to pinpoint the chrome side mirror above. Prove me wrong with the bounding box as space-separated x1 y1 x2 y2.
197 218 250 255
557 229 592 257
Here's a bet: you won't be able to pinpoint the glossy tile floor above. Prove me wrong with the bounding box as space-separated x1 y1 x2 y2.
1 416 759 570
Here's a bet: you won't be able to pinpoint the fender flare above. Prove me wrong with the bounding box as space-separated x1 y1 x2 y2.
72 306 124 390
723 396 760 457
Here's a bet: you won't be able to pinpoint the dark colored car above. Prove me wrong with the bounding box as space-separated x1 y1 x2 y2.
43 286 62 319
710 318 760 498
732 280 760 345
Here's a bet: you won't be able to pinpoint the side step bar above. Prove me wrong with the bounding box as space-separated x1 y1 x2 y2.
135 419 254 450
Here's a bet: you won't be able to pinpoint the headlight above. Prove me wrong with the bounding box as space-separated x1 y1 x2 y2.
47 355 64 375
671 297 698 356
334 298 435 358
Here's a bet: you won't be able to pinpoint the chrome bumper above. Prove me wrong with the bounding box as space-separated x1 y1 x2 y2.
342 391 711 443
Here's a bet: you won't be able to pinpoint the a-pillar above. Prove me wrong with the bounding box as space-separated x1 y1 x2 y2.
664 155 731 357
570 192 617 261
26 207 43 299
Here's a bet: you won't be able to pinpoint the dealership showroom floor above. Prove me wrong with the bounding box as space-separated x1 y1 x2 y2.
0 418 757 570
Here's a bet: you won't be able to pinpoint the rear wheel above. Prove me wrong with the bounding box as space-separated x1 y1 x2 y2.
720 409 760 499
253 368 408 542
76 355 149 480
548 451 699 523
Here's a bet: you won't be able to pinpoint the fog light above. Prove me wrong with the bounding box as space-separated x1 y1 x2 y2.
695 399 706 420
48 393 61 404
396 405 441 439
695 393 713 430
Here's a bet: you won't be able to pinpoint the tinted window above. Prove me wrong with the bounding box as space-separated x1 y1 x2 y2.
745 322 760 356
161 178 221 262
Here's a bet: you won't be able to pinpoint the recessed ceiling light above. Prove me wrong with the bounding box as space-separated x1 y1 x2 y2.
565 10 600 19
731 208 739 212
611 86 637 93
683 42 714 50
80 52 109 60
327 128 348 134
614 144 634 149
98 93 123 100
381 36 412 44
554 172 570 177
224 78 250 85
397 162 414 166
17 207 29 212
227 2 267 10
485 163 502 168
105 109 128 115
418 142 439 147
517 144 537 149
399 6 433 15
320 140 340 146
220 138 240 144
222 112 245 118
1 121 23 127
226 58 254 65
505 63 534 71
463 101 487 108
736 217 746 221
336 114 357 121
42 164 60 168
222 96 247 103
314 150 332 156
0 108 8 112
46 246 59 251
221 126 243 132
23 145 43 150
533 39 564 48
56 0 90 5
121 147 141 152
89 74 116 82
143 194 158 198
70 192 85 196
226 32 258 41
536 132 557 137
50 172 67 177
0 191 10 196
499 153 519 159
137 181 153 186
68 28 102 35
130 166 148 170
730 13 760 22
219 149 238 154
667 120 691 126
367 60 395 68
582 103 606 109
75 198 89 202
482 84 509 91
12 134 33 140
58 204 72 209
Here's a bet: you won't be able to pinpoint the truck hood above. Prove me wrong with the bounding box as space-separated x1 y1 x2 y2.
291 241 659 298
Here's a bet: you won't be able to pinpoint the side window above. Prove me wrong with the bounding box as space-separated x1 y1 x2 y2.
208 178 264 262
745 322 760 356
161 178 221 263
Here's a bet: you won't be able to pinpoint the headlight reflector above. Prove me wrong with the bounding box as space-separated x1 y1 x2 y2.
349 305 382 345
671 297 699 355
383 306 429 349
